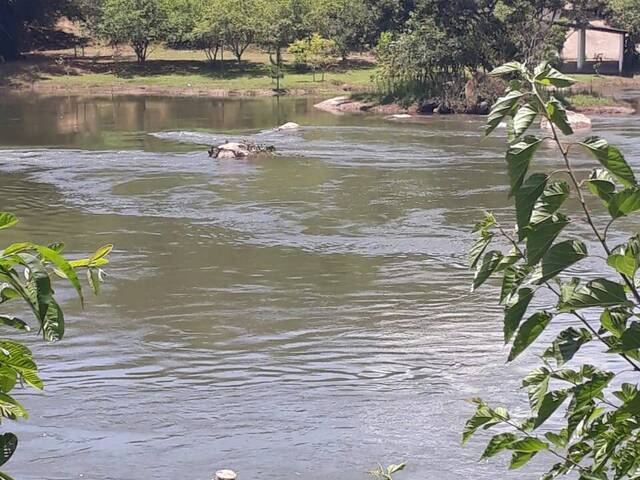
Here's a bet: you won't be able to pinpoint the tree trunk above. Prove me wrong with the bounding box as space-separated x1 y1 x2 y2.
133 42 148 64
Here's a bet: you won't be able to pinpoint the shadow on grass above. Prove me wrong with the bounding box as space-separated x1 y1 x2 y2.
0 52 376 88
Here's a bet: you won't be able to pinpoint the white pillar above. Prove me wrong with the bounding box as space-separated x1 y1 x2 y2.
577 28 586 72
619 33 625 74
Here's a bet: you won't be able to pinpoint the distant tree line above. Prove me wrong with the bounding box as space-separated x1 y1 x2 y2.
373 0 640 107
1 0 639 99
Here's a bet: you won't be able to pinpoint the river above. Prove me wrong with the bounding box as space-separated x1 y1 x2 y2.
0 94 638 480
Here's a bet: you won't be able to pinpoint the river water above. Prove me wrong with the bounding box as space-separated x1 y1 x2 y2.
0 94 638 480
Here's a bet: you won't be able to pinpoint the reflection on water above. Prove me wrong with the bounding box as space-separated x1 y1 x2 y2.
0 94 638 480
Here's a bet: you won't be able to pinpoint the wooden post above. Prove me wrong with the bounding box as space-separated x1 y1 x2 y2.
214 469 237 480
577 28 586 72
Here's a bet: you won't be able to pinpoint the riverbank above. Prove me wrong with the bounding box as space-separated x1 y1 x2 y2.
0 46 376 97
314 92 637 117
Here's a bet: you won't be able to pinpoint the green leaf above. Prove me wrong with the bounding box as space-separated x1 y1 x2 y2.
462 406 494 444
509 451 536 470
620 322 640 352
531 240 587 285
508 311 552 362
500 265 531 305
600 307 631 338
496 247 522 272
506 137 544 196
486 90 524 136
20 253 52 324
546 96 573 135
0 392 28 420
386 463 405 475
530 182 570 225
512 103 538 138
0 340 43 390
0 316 29 332
0 285 19 304
490 62 524 76
0 214 18 232
511 437 549 453
535 66 575 88
469 230 493 270
34 245 83 307
607 247 639 278
525 214 569 266
0 433 17 467
544 431 568 449
40 297 64 342
504 288 535 343
472 251 503 291
523 367 550 411
544 328 592 365
574 372 614 407
472 212 496 233
515 173 548 237
89 244 113 265
608 187 640 219
559 278 629 312
580 137 637 187
480 433 517 459
586 168 616 204
534 390 569 428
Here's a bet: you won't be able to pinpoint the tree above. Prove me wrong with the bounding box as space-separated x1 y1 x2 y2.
289 33 336 80
374 14 467 105
609 0 640 58
258 0 312 90
0 0 79 61
310 0 374 60
217 0 262 63
465 60 640 479
96 0 169 63
0 211 110 476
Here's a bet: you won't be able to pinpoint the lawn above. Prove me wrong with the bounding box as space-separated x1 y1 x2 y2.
1 45 377 96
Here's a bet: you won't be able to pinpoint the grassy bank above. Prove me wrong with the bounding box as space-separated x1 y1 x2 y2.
0 45 377 97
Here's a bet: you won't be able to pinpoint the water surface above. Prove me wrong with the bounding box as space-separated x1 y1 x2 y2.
0 94 638 480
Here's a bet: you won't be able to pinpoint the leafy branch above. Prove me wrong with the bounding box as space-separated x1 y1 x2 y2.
0 212 111 478
465 61 640 479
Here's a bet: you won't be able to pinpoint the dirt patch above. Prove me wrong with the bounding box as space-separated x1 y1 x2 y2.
570 104 636 115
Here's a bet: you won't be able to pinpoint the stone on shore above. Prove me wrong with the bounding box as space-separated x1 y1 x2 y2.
314 96 417 115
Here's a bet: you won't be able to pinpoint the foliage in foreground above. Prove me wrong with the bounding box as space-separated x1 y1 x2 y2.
368 462 406 480
464 60 640 479
0 212 110 478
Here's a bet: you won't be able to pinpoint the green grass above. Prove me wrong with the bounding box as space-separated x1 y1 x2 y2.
4 45 377 94
45 66 376 92
564 93 621 108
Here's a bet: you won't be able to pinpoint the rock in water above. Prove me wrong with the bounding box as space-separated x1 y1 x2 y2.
276 122 300 131
208 142 275 159
214 470 237 480
541 110 592 132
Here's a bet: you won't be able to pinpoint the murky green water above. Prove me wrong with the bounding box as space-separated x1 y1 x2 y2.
0 94 638 480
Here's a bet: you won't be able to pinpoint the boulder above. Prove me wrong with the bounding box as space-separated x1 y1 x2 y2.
208 142 275 159
541 110 592 132
276 122 300 131
417 99 439 114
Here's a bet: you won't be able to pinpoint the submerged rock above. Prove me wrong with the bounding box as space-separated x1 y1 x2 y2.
208 142 276 159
